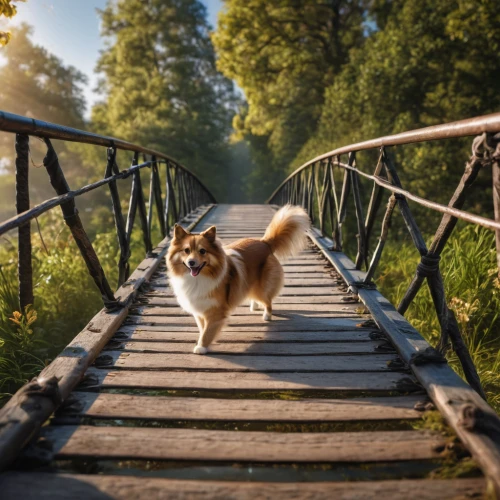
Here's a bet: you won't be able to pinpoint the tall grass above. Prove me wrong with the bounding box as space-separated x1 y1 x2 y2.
377 223 500 412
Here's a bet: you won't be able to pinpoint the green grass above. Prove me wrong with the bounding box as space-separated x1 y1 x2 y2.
376 223 500 412
0 211 153 403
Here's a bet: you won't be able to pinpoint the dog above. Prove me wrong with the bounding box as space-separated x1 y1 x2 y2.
166 205 309 354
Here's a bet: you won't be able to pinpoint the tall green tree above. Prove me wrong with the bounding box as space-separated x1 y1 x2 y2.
0 24 88 216
93 0 237 200
213 0 367 198
0 24 86 129
294 0 500 215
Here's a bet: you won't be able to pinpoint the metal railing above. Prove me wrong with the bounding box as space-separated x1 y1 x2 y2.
268 112 500 399
0 110 216 310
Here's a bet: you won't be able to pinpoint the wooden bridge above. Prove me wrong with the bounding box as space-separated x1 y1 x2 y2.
0 111 500 498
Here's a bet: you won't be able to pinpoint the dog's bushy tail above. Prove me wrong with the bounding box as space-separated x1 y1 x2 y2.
261 205 310 260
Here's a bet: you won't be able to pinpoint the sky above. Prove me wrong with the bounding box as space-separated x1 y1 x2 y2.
1 0 224 118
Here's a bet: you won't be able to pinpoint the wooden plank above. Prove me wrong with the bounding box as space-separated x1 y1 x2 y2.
130 305 360 317
148 286 344 296
0 205 215 472
100 351 398 371
114 327 376 343
150 278 337 287
66 393 423 421
308 228 500 492
0 474 485 500
126 316 366 328
41 426 444 462
117 320 369 332
138 296 355 307
108 341 386 355
85 368 413 391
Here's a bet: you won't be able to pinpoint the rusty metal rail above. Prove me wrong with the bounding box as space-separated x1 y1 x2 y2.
0 110 216 309
268 112 500 400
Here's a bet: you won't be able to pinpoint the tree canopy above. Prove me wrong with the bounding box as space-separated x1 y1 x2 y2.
213 0 367 194
92 0 238 199
0 0 25 45
215 0 500 206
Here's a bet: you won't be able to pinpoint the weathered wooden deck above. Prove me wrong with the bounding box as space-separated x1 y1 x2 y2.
0 204 493 498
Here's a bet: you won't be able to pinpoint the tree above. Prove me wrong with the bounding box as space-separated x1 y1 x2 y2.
0 0 26 45
212 0 367 194
92 0 238 200
0 24 88 215
294 0 500 218
0 25 86 128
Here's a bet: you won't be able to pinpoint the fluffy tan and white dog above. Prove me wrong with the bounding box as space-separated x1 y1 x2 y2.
166 205 309 354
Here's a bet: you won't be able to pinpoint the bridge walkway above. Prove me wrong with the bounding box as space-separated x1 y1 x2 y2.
0 204 486 498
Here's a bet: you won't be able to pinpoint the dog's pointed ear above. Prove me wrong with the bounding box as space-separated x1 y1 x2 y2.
201 226 216 243
173 223 189 241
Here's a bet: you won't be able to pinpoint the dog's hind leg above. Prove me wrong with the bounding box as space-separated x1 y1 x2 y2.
256 254 284 322
250 300 261 312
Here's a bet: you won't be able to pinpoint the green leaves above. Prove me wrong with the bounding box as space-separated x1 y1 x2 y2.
0 0 26 46
93 0 238 200
213 0 367 197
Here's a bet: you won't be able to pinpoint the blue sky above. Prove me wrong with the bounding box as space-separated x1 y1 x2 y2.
2 0 224 117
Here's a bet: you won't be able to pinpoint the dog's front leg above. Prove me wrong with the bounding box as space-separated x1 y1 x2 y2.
194 315 205 333
194 313 226 355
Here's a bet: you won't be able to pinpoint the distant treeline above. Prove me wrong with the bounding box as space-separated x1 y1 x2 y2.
1 0 499 209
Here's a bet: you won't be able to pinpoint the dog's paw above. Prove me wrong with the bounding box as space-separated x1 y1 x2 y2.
263 311 272 321
250 300 259 312
193 345 208 355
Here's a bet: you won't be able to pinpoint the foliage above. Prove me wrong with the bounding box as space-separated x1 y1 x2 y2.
294 0 500 212
376 223 500 412
213 0 367 197
0 0 25 45
0 24 86 131
92 0 238 201
0 24 90 220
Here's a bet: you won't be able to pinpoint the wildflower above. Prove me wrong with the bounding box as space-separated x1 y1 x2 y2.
9 311 22 326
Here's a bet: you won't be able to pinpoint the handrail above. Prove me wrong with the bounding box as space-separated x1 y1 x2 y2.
268 112 500 203
0 110 213 196
0 110 217 309
267 113 500 402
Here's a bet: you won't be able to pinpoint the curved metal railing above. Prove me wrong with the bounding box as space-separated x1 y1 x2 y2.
0 110 216 309
268 112 500 399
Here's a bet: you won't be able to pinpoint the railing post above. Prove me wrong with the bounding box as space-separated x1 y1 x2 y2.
15 134 34 310
105 147 130 287
43 139 118 308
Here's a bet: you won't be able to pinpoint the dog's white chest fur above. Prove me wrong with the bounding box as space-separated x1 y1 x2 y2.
169 274 218 315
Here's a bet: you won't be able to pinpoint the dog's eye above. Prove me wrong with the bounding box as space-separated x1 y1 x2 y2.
184 248 190 254
199 249 206 255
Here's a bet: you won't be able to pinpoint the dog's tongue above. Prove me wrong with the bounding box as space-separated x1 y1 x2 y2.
190 266 201 277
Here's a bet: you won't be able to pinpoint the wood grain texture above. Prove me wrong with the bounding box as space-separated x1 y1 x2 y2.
309 227 500 492
0 206 214 472
114 327 376 343
0 474 485 500
138 295 349 307
66 392 423 421
108 341 385 355
131 303 360 315
125 316 366 329
41 425 444 462
85 367 414 391
100 351 398 372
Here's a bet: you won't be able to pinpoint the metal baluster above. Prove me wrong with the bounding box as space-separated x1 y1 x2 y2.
15 134 34 310
43 139 117 307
